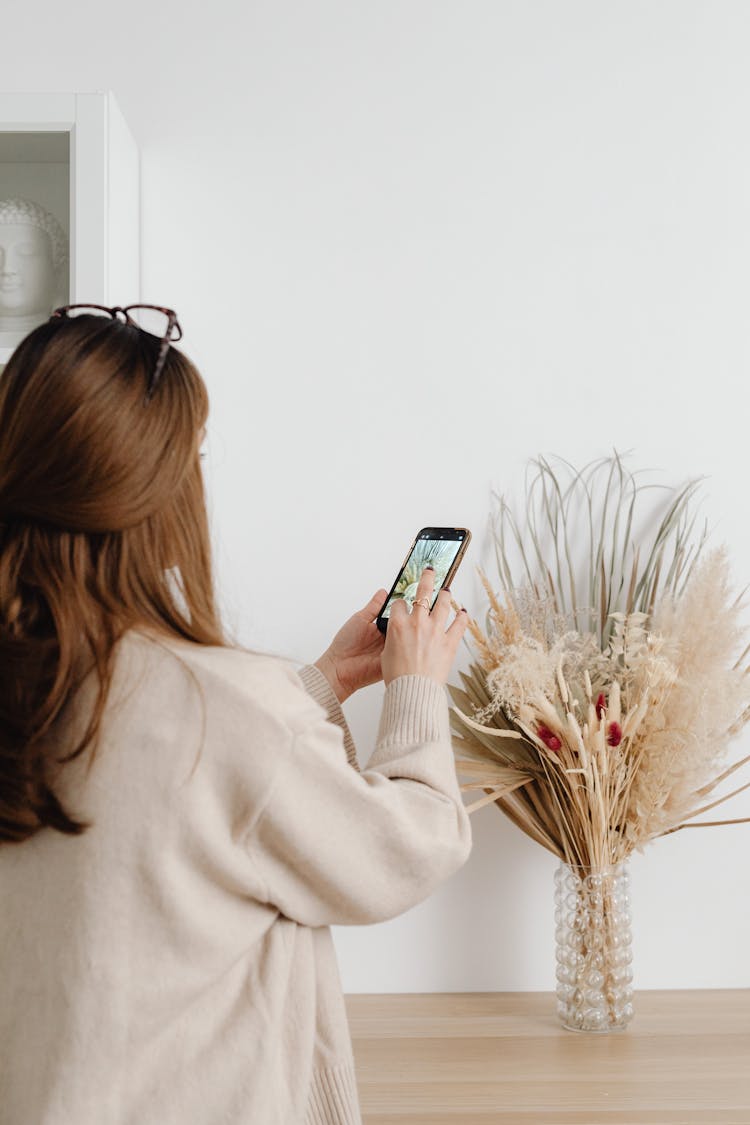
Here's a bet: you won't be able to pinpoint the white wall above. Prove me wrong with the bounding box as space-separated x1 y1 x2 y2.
3 0 749 991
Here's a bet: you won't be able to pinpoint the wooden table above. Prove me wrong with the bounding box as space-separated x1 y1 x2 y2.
345 990 750 1124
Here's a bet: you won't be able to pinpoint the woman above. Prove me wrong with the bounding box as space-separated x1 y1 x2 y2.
0 306 472 1125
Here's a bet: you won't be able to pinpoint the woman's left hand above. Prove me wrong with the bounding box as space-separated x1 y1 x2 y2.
314 590 388 703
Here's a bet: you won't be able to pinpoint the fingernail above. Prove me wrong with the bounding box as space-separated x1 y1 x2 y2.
443 587 451 594
461 607 467 613
425 565 434 571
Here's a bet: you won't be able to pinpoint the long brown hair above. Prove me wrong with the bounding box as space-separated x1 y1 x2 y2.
0 314 227 842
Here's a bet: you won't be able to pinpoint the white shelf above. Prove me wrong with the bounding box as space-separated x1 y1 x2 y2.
0 91 139 367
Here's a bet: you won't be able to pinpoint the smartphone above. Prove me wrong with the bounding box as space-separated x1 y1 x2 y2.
376 527 472 633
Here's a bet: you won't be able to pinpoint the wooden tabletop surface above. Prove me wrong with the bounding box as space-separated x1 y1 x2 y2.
345 990 750 1124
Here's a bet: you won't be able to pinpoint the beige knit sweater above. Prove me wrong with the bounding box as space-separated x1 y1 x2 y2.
0 628 472 1124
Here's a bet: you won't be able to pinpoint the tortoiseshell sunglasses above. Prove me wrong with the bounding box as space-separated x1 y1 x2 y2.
50 304 183 402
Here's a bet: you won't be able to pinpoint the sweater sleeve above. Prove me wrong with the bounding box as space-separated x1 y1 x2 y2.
296 664 359 771
244 672 472 928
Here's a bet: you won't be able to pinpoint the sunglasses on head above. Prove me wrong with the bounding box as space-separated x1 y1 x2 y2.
50 304 183 402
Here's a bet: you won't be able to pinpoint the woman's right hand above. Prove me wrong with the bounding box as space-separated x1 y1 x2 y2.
381 566 468 687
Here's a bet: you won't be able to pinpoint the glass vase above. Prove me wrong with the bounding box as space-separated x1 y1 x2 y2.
554 861 634 1032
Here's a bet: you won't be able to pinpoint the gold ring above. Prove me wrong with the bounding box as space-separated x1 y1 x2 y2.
413 597 431 611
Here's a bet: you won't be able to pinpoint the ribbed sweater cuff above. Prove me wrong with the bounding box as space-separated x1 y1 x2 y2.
297 664 359 770
305 1063 362 1125
376 674 449 749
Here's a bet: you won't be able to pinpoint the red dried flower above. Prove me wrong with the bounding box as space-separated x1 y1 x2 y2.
607 722 623 747
537 724 562 752
595 693 606 720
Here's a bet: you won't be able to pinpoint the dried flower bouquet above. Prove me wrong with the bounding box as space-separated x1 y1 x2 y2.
449 455 750 1029
450 455 750 863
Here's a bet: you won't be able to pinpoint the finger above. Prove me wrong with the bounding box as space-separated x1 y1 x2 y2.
389 596 409 623
413 564 436 611
445 605 470 646
430 585 454 629
362 589 389 620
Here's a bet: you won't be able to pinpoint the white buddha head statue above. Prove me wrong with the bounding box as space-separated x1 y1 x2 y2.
0 198 69 342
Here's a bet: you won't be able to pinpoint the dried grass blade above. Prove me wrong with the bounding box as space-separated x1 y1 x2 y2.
694 753 750 798
663 816 750 834
464 778 533 814
673 778 750 824
451 706 523 739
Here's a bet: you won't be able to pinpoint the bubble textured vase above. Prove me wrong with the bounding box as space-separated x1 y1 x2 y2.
554 862 634 1032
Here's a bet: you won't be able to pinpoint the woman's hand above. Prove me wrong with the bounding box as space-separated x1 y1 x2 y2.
314 590 388 703
381 566 468 686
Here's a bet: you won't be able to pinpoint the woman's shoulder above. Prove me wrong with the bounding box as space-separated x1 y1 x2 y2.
119 627 311 721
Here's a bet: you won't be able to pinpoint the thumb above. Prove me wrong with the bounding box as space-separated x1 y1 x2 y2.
362 589 388 618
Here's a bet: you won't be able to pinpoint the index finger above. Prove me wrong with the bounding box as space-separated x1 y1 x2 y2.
413 564 436 608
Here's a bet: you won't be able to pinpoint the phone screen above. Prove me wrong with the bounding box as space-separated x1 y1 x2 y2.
379 530 467 623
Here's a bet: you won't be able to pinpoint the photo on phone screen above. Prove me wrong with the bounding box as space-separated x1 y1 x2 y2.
377 528 470 630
